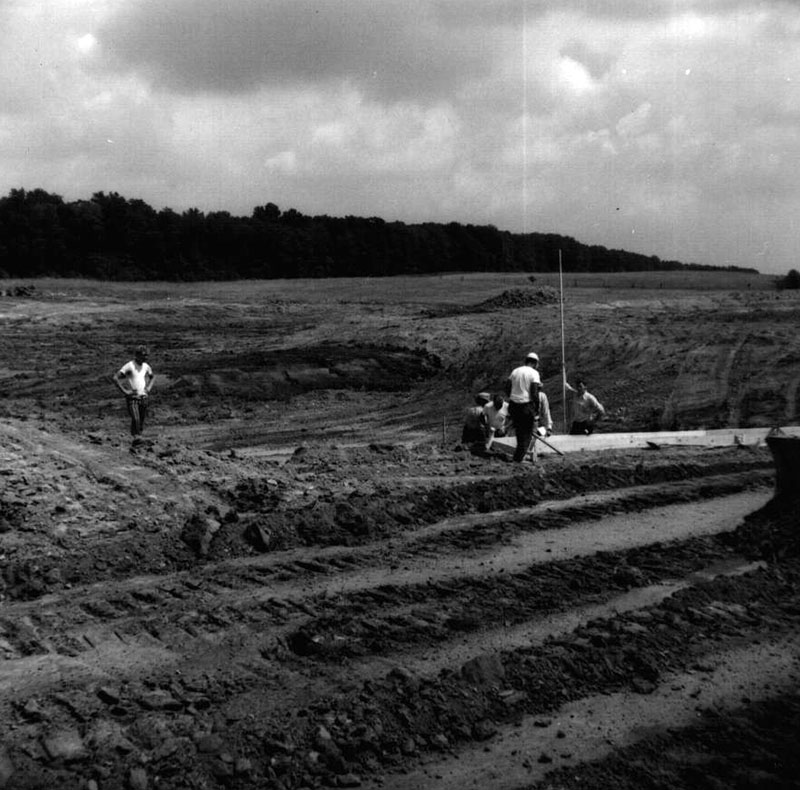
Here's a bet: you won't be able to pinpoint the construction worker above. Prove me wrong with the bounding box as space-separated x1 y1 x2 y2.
461 391 491 450
537 390 553 437
505 352 541 462
565 377 605 435
483 393 509 450
113 344 155 442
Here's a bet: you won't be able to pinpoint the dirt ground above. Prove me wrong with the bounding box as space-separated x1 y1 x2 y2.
1 272 799 790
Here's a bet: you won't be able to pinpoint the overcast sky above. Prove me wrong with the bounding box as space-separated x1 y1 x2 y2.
2 0 799 274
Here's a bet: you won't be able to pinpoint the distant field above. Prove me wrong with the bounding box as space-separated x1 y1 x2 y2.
534 269 776 292
0 269 781 307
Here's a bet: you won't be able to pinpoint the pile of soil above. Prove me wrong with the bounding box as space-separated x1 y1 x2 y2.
424 287 560 317
473 287 560 311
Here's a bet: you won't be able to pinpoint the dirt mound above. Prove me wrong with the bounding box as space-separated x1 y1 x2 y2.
424 286 560 318
725 494 800 560
473 286 560 311
167 342 441 403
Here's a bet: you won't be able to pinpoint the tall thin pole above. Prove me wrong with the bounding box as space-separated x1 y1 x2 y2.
559 249 568 433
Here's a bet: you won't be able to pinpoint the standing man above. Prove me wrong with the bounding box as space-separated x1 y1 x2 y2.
505 352 541 462
565 377 605 435
113 345 155 441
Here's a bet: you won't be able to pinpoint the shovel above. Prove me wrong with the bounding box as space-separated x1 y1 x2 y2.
526 432 565 461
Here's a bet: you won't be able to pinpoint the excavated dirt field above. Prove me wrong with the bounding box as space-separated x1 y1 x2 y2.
1 272 800 790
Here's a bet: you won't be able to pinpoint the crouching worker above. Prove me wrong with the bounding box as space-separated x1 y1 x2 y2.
483 393 509 450
113 345 155 442
461 391 491 453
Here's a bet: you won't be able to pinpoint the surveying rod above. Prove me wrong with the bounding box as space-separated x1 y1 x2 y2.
559 249 567 433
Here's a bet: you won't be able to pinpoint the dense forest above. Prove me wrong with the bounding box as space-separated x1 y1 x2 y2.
0 188 757 280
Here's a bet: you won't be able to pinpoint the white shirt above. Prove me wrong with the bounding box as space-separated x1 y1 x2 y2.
483 402 509 432
571 391 604 421
507 365 541 404
539 392 553 431
119 360 153 396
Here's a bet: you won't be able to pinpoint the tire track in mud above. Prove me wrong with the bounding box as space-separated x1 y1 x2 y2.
0 480 769 672
381 558 766 680
279 533 759 666
0 459 789 790
6 556 798 790
0 495 774 789
282 565 800 790
0 544 763 699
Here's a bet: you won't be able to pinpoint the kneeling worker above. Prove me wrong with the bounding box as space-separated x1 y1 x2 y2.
461 391 491 449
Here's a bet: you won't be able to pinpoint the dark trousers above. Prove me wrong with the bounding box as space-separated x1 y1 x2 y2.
508 401 536 462
126 396 148 436
569 420 594 436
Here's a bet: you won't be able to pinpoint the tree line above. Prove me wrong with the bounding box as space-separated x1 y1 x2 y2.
0 188 757 280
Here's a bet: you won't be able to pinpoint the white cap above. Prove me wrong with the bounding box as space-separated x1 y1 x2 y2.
526 352 539 362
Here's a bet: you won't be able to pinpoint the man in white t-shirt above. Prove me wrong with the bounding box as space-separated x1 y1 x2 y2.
505 352 541 462
113 345 155 440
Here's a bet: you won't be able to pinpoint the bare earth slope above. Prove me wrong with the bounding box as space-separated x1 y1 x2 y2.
0 273 798 790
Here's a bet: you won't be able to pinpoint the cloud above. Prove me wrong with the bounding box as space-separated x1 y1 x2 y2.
97 0 505 102
560 40 617 80
264 150 297 174
615 102 653 140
